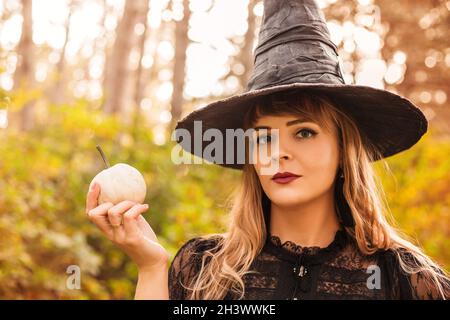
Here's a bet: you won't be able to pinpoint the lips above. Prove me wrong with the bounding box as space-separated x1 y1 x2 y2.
271 172 301 184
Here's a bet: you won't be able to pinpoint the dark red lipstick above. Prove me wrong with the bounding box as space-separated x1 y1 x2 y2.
271 172 302 184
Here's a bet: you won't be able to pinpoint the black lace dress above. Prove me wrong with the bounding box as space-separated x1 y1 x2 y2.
168 229 443 300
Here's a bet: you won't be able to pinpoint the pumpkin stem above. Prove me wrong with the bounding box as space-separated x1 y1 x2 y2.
96 145 110 168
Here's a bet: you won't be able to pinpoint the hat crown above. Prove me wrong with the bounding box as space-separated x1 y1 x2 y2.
246 0 345 91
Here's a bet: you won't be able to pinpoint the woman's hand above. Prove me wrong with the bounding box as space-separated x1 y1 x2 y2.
85 182 170 271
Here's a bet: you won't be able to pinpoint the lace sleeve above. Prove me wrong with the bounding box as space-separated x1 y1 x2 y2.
386 248 450 300
168 236 222 300
168 237 202 300
408 270 443 299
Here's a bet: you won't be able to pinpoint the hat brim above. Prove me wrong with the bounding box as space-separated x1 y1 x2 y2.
175 83 428 170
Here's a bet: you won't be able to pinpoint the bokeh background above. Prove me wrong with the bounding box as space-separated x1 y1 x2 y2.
0 0 449 299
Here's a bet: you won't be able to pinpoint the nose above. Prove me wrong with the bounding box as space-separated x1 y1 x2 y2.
272 151 291 163
255 133 293 175
271 140 293 163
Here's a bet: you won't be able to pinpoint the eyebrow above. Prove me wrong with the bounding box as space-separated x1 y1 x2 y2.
254 118 315 130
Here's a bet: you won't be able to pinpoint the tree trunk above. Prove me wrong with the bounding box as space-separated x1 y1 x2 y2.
133 1 150 110
130 0 150 150
103 0 143 115
11 0 34 131
170 0 191 129
51 2 73 105
239 0 258 89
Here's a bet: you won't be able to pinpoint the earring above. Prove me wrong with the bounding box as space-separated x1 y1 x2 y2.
335 169 355 228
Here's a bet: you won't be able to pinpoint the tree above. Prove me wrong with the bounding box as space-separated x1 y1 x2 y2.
103 0 145 115
238 0 259 88
375 0 450 134
51 0 75 105
130 0 151 149
170 0 191 128
11 0 34 131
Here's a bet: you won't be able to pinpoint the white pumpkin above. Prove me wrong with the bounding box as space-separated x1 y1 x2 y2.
89 163 147 205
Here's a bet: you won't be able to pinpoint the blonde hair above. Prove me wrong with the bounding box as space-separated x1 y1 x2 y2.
183 90 450 300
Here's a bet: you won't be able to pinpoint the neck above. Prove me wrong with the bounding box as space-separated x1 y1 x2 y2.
269 190 340 248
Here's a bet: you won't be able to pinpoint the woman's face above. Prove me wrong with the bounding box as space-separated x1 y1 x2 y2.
252 113 340 208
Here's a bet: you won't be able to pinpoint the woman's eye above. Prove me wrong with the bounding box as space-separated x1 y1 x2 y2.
256 135 271 144
296 129 316 139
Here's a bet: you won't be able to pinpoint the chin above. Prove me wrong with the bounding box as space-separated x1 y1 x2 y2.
267 190 309 207
271 198 306 208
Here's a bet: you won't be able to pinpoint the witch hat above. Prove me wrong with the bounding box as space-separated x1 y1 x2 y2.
175 0 427 170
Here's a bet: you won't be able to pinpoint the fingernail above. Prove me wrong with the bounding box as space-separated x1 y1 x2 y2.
143 204 149 209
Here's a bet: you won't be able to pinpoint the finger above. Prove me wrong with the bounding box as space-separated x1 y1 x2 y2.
136 214 158 242
88 202 115 235
86 182 100 214
88 202 114 218
107 200 136 227
108 201 138 243
123 204 149 236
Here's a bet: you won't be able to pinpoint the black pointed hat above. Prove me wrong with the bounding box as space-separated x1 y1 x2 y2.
175 0 428 169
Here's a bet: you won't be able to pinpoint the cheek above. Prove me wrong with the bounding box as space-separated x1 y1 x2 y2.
296 137 339 180
297 138 339 170
252 144 273 168
254 168 273 193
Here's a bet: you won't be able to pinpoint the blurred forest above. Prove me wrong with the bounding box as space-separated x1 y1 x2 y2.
0 0 449 299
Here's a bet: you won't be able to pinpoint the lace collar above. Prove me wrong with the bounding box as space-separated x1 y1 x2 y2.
264 229 348 263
